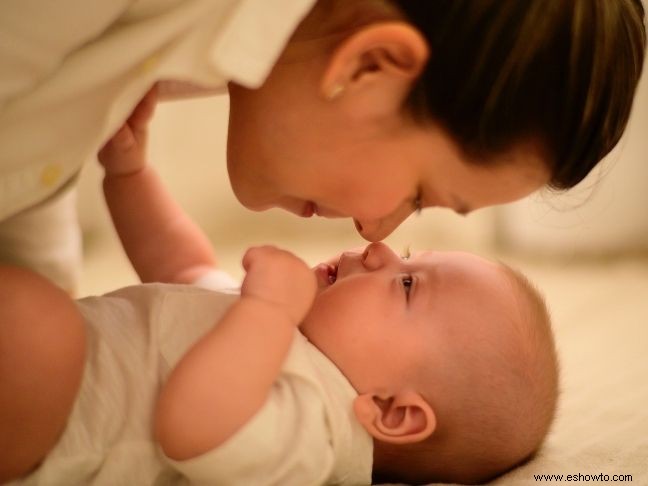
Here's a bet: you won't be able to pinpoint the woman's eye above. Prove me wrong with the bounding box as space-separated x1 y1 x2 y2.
412 192 423 215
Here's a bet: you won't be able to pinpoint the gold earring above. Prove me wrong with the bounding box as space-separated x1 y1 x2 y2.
326 83 345 100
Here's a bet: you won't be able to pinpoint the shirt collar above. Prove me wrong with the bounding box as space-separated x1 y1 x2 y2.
210 0 318 88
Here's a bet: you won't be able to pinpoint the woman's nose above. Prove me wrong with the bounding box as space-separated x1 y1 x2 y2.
362 242 398 270
354 206 412 242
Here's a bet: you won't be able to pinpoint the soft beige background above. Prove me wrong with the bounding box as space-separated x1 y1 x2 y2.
75 72 648 484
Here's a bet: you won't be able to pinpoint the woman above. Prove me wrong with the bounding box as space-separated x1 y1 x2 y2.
0 0 645 290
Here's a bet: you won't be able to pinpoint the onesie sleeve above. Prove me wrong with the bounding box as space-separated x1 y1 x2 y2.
190 269 240 292
0 0 130 104
161 372 335 485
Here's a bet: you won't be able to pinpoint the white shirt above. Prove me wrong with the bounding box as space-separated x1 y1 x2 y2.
0 0 316 220
12 271 373 485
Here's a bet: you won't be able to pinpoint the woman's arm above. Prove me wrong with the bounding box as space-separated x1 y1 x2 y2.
98 87 216 284
155 246 317 460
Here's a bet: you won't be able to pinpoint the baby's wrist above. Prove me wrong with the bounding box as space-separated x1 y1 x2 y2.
103 165 147 179
239 295 300 328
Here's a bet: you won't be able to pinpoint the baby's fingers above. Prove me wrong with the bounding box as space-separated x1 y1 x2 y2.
97 123 136 167
105 124 135 151
128 85 158 133
242 245 275 272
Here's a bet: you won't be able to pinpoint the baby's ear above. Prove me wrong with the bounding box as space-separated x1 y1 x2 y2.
353 391 436 444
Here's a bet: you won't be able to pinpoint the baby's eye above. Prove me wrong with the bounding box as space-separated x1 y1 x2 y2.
401 275 413 299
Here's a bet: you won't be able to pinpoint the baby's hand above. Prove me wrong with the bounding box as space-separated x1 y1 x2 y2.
241 246 317 325
98 85 158 176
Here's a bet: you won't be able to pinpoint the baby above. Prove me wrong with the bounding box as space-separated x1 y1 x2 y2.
0 98 559 485
1 243 558 485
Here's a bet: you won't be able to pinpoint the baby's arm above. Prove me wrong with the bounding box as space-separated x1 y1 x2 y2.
155 246 317 460
98 86 216 284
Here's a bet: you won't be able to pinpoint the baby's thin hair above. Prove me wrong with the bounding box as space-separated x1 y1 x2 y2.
500 262 561 439
374 262 560 485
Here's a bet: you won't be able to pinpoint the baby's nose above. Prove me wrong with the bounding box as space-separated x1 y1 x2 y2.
362 242 397 270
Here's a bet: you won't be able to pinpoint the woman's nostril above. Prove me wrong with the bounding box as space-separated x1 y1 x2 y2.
354 220 363 232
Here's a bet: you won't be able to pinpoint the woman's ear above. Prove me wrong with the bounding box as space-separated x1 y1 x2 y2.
320 22 429 118
353 390 436 444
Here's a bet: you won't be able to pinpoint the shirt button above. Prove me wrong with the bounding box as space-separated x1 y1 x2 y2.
40 163 62 188
138 53 161 75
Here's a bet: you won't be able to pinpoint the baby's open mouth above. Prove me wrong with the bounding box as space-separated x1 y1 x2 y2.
327 263 338 285
315 260 339 289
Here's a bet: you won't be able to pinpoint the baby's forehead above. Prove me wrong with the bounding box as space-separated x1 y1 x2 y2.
410 251 517 322
412 249 499 274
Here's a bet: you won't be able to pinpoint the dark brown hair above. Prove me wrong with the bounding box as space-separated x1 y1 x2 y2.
392 0 646 189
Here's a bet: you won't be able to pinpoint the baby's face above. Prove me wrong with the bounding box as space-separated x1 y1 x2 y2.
301 242 519 393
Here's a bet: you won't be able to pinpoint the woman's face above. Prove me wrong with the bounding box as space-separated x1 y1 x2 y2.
226 55 550 242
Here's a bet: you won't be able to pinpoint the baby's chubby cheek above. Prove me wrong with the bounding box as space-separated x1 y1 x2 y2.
299 289 345 343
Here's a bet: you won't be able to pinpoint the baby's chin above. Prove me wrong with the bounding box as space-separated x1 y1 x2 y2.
298 326 332 378
298 311 329 355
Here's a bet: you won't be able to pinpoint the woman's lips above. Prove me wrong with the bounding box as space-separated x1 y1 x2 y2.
302 201 316 217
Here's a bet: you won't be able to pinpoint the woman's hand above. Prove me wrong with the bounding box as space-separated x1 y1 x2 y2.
241 246 317 325
98 85 158 176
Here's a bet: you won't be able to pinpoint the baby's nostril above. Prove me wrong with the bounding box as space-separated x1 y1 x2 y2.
354 220 363 232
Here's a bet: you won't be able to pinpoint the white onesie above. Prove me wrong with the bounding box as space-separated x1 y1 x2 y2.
12 271 373 485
